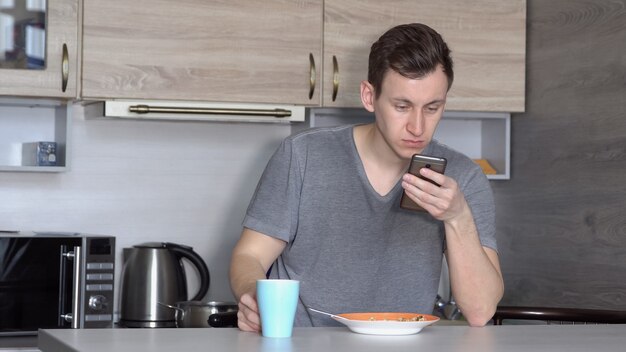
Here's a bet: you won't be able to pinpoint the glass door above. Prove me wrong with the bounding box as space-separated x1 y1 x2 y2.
0 0 77 98
0 0 47 70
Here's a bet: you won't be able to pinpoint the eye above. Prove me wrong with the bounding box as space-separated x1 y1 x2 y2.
395 105 409 112
425 105 441 114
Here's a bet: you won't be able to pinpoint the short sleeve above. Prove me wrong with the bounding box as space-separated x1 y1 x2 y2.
242 137 302 243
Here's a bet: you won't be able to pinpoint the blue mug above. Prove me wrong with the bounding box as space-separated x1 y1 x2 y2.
257 279 300 338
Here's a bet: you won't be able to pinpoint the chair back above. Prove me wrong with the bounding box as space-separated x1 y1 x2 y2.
492 306 626 325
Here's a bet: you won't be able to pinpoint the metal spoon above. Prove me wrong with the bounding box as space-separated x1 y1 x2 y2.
308 307 348 320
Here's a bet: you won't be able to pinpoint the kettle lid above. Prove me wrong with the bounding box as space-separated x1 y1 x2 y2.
133 242 167 248
134 242 195 251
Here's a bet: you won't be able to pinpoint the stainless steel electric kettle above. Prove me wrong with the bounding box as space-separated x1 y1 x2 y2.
118 242 210 328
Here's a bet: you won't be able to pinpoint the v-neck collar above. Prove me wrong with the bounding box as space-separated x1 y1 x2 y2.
348 126 403 200
348 126 437 200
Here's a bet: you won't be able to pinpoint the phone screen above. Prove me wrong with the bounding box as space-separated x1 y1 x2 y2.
399 154 447 212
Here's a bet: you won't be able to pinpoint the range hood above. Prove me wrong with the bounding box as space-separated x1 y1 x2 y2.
103 100 306 124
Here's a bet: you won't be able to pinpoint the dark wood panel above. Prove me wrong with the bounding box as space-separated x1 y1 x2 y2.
491 0 626 310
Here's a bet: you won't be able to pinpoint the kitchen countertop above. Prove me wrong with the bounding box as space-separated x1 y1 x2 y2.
0 335 39 351
39 324 626 352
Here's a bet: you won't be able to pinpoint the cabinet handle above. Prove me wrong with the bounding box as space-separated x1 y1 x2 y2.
332 55 339 102
61 43 69 93
309 53 316 100
128 105 292 118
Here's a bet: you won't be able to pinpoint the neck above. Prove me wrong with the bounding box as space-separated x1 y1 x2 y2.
355 123 409 173
353 124 410 195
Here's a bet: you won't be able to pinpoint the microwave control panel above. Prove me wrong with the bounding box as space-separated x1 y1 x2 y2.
82 236 116 328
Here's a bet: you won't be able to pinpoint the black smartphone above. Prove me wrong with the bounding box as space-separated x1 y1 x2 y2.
399 154 447 212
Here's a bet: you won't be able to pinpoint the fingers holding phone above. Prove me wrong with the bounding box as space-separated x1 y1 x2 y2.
400 154 447 212
400 154 469 221
401 172 447 215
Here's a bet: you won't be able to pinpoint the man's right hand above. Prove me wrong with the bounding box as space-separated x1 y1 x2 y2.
229 228 287 332
237 292 261 332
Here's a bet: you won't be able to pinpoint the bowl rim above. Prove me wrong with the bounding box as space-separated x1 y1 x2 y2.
336 312 440 322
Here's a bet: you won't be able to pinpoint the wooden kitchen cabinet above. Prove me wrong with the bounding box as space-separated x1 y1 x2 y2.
323 0 526 112
0 0 79 98
81 0 323 105
82 0 524 112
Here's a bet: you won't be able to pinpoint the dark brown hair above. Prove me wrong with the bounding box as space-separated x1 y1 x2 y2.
368 23 454 98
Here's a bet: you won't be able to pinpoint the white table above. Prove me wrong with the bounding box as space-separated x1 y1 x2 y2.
38 325 626 352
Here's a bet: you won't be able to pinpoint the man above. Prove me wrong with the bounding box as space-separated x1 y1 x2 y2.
230 23 503 331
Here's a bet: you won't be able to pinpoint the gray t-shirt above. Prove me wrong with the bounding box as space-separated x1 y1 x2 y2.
243 124 496 327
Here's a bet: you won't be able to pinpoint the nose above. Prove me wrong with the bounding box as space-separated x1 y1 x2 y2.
406 109 424 136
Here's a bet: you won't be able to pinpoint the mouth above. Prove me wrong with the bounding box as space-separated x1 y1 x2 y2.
402 139 424 148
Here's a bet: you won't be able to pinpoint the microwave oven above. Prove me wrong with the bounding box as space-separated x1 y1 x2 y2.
0 232 115 336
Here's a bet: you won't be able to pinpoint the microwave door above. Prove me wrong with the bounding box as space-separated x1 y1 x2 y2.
0 237 79 335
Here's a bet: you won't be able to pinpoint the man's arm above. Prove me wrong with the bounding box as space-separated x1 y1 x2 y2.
401 167 504 326
229 228 286 332
443 210 503 326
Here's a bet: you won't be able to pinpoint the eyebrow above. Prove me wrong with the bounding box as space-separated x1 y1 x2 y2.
391 98 412 104
425 99 446 106
390 98 446 106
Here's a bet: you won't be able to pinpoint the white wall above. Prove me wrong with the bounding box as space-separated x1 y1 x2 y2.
0 103 292 312
1 104 460 321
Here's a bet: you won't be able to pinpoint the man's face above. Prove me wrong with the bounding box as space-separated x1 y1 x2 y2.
362 65 448 161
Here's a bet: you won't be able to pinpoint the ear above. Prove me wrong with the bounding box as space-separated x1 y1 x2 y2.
360 80 375 113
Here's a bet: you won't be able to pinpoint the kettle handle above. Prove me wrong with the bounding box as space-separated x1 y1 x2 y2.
164 242 211 301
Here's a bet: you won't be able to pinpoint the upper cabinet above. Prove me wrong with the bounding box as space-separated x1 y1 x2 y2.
81 0 323 106
81 0 525 112
2 0 525 112
323 0 527 112
0 0 79 98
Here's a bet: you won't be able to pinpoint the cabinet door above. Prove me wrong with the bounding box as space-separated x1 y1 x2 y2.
0 0 78 98
323 0 526 112
82 0 322 105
